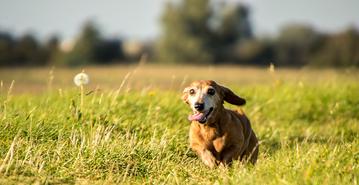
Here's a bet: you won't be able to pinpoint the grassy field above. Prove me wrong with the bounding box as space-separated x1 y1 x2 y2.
0 65 358 184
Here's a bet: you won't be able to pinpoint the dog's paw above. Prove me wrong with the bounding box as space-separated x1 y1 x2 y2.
218 162 226 169
201 150 216 168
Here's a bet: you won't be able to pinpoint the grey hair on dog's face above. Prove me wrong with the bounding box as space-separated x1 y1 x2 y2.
183 85 217 112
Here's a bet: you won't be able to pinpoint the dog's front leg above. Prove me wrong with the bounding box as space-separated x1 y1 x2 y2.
221 145 242 166
200 150 217 168
191 142 217 168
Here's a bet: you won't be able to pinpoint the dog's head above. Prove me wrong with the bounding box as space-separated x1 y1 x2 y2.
182 80 246 124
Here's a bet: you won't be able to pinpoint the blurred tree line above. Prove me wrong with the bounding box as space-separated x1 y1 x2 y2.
156 0 359 67
0 0 358 67
0 21 126 67
53 21 125 66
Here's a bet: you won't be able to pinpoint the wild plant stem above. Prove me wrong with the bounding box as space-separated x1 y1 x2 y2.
81 84 84 112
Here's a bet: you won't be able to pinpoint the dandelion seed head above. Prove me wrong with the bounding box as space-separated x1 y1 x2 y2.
74 72 90 86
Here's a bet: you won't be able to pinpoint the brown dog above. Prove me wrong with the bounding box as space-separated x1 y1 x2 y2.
182 80 259 167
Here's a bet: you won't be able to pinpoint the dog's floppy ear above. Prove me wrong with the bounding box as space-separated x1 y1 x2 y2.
182 87 189 104
220 85 246 106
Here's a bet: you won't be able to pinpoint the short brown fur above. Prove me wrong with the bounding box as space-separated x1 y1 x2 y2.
182 80 259 168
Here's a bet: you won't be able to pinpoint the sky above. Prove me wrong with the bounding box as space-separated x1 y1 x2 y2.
0 0 358 41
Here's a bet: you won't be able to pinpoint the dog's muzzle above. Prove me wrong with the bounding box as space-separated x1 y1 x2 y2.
188 107 214 124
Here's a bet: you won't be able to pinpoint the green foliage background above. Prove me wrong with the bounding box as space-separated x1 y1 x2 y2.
1 0 358 67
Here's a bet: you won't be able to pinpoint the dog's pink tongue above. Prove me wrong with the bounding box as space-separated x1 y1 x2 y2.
188 112 204 121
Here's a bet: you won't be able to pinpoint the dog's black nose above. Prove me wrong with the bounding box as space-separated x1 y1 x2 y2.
194 103 205 111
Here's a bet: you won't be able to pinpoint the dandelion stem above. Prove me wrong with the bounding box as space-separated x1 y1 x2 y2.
80 84 84 112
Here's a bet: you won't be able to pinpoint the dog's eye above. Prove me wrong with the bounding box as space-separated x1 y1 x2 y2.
189 89 195 95
207 88 215 95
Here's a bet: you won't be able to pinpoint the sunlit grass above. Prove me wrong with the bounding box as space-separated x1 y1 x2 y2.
0 65 358 184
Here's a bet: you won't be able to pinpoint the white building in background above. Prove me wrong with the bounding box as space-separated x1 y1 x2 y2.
59 39 75 53
123 40 145 58
123 40 154 60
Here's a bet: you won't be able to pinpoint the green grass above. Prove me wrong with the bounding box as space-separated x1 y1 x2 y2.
0 66 358 184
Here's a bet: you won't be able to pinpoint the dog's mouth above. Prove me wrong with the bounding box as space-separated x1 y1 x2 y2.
188 107 214 124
